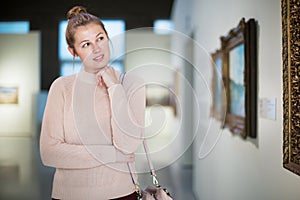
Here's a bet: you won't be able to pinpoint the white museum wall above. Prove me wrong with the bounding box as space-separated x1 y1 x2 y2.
171 0 300 200
124 29 174 85
170 0 195 167
0 32 40 137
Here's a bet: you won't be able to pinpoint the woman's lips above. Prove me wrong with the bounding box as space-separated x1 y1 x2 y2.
93 55 104 62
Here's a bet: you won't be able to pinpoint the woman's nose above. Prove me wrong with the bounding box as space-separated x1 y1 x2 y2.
93 44 101 53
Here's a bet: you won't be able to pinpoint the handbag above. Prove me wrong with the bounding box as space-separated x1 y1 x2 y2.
127 140 173 200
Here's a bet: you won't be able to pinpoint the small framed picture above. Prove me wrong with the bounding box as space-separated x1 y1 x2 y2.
0 86 19 104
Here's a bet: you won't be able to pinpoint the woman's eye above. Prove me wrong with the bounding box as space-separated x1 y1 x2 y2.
82 43 89 48
98 36 104 41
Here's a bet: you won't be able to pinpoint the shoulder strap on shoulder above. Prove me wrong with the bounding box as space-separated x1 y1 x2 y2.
119 72 126 85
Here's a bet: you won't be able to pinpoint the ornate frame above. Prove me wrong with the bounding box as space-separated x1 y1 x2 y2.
221 18 257 139
282 0 300 176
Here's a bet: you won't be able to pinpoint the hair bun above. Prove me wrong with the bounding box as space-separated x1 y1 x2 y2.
67 6 88 20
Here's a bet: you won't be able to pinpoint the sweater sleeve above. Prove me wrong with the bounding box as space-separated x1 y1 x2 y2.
40 78 118 169
108 73 145 154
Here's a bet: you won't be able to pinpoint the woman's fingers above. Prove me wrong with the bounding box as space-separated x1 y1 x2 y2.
97 66 118 88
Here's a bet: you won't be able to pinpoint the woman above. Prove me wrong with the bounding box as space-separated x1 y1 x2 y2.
40 5 145 200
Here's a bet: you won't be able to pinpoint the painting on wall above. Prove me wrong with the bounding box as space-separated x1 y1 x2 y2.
0 86 18 104
210 49 226 121
146 84 170 107
228 44 245 118
221 17 258 139
282 0 300 176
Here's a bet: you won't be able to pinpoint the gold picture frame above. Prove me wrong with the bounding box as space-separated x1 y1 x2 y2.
282 0 300 176
221 18 258 139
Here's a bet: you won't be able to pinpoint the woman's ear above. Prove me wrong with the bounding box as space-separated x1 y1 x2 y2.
68 46 77 57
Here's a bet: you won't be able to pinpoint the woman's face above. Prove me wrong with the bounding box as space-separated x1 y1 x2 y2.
70 23 110 73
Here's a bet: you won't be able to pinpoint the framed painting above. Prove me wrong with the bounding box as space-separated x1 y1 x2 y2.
0 86 19 104
282 0 300 176
146 84 170 107
210 49 226 121
221 18 257 139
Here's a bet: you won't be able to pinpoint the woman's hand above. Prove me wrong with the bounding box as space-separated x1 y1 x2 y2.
116 150 135 163
97 66 118 88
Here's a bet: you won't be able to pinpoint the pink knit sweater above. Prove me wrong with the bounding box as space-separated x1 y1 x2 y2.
40 70 145 199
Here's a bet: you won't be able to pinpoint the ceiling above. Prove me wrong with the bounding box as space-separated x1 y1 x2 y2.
1 0 174 30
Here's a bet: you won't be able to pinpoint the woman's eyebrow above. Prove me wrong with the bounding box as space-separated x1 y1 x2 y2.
80 39 89 45
96 32 104 38
79 32 104 45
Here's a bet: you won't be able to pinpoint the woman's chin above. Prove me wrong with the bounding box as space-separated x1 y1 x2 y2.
84 64 108 73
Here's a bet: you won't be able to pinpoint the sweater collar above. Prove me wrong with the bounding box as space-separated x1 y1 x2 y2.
77 70 98 85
